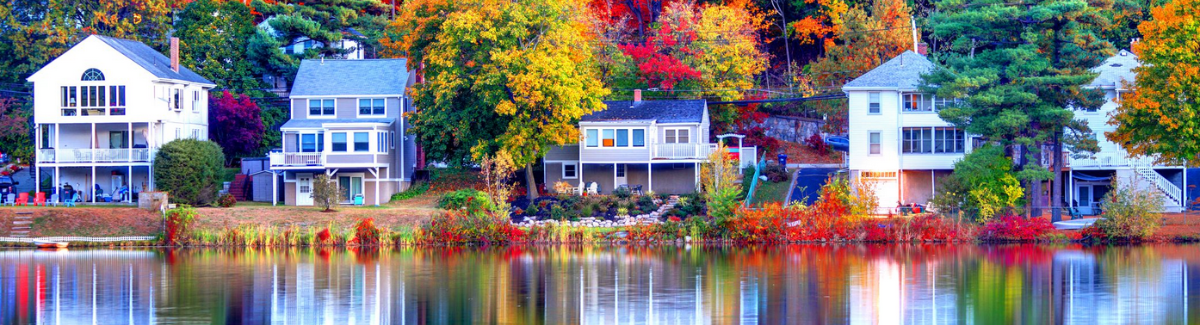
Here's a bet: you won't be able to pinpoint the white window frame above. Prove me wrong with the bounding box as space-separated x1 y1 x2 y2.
330 132 348 152
583 127 648 149
193 90 201 113
868 92 881 114
308 99 336 118
869 131 881 155
299 132 323 153
562 163 578 179
357 98 387 117
377 132 388 153
353 132 369 152
663 128 690 144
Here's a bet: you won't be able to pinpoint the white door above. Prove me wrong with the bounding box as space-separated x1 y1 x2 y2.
615 164 628 189
296 173 314 206
1076 185 1092 215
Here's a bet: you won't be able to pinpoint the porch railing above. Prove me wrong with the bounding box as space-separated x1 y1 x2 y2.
36 148 153 163
652 143 718 160
270 152 324 167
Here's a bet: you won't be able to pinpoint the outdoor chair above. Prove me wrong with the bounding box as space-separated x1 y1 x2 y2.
15 192 28 206
575 183 585 195
3 193 12 206
33 192 45 206
587 182 599 195
65 193 78 207
48 194 58 207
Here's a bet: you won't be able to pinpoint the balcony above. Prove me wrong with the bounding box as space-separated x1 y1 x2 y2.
37 148 154 164
1071 153 1182 169
652 143 717 160
1039 151 1071 168
270 152 324 167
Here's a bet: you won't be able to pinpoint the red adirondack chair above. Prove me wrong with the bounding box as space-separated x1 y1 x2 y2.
15 192 28 206
33 192 45 206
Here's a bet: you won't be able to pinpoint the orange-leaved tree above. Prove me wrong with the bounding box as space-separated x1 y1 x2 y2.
1107 0 1200 166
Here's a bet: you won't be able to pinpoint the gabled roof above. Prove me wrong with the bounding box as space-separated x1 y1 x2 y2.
280 118 394 129
582 100 706 124
290 59 409 97
842 50 933 90
91 35 214 85
1089 50 1138 89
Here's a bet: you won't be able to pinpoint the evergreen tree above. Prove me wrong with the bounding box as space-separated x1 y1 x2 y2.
247 0 389 89
174 0 267 96
922 0 1112 220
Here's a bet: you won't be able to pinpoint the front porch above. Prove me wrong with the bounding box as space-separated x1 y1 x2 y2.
32 165 151 204
35 122 155 164
279 167 398 206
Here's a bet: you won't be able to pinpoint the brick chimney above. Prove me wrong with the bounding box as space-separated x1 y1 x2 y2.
170 37 180 72
633 89 642 103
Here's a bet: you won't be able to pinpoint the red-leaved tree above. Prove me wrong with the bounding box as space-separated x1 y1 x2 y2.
617 11 702 90
208 91 263 163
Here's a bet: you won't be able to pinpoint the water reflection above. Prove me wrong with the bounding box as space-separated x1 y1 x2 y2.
0 245 1197 324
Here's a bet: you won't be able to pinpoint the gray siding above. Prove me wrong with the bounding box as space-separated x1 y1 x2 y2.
336 98 356 119
545 145 580 161
649 163 698 195
579 147 650 162
387 97 402 119
292 98 307 119
284 133 298 152
326 154 376 164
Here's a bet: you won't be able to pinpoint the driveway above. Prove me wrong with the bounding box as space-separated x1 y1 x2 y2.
788 168 839 205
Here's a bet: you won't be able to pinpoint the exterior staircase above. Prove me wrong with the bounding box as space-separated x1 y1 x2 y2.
10 211 33 238
229 174 251 201
1133 164 1184 208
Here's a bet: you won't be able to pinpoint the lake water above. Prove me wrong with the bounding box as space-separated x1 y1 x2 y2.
0 244 1196 324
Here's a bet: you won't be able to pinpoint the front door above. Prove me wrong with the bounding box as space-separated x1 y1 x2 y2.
339 176 363 204
296 173 313 206
1076 185 1093 215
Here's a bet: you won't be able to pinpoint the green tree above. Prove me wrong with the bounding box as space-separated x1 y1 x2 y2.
1108 0 1200 166
174 0 267 96
0 98 32 163
934 145 1024 221
385 0 610 200
923 0 1111 220
153 139 225 206
700 145 743 222
247 0 388 88
311 173 342 212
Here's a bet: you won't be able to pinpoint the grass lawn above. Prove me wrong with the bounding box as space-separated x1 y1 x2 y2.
749 177 792 206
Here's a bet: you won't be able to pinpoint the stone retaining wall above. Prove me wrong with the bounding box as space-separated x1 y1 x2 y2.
749 116 824 143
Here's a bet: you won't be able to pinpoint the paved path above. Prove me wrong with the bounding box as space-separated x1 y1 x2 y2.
787 168 840 205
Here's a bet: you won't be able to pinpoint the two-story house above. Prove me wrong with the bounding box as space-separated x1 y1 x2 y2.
542 93 757 195
268 59 416 206
28 35 216 203
845 49 1185 214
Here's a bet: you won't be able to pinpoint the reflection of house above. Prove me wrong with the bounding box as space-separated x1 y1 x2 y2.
28 35 215 203
268 59 417 206
542 91 757 195
846 49 1184 214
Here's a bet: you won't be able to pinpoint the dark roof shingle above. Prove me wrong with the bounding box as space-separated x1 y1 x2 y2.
93 35 214 85
291 59 409 97
582 100 706 124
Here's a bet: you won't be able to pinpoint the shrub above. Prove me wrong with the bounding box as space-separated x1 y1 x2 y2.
804 133 829 153
153 139 224 205
613 186 632 199
312 174 342 212
581 204 594 218
390 182 430 202
351 218 382 246
437 189 492 214
526 203 539 216
218 193 237 208
761 163 789 183
550 204 567 220
163 205 198 246
418 210 525 245
1095 178 1164 240
978 214 1056 241
700 145 742 222
637 195 657 213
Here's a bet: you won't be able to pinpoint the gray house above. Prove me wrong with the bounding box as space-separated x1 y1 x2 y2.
543 94 757 195
268 59 417 206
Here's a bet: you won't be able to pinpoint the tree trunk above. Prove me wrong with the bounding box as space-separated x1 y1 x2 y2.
1051 133 1063 222
525 163 537 201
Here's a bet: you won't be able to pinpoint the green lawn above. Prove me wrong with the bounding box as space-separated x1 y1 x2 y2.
221 167 240 183
750 178 792 206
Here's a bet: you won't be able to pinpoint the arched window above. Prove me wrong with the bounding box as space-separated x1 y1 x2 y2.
81 68 105 81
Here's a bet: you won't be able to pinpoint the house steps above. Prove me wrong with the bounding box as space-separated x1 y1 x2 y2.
229 174 251 201
9 211 34 238
1134 165 1184 208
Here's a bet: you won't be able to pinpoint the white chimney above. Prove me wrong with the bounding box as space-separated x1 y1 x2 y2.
170 37 179 72
634 89 642 103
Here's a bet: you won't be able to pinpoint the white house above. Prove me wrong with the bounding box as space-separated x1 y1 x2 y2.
27 35 216 203
844 49 1184 215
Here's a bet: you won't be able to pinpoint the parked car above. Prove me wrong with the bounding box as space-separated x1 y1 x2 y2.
0 175 17 201
0 152 9 164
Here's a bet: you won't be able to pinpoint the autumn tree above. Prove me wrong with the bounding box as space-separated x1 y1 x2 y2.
1108 0 1200 166
924 0 1111 221
807 0 913 133
0 98 32 163
175 0 267 96
385 0 610 200
209 91 264 164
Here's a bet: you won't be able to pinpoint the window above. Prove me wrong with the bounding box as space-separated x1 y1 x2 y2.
861 171 897 179
81 86 104 116
586 129 598 147
309 99 335 116
40 126 54 149
869 132 881 154
192 129 200 139
175 128 181 141
901 127 964 154
616 129 628 147
665 129 689 144
353 132 369 152
868 92 880 114
61 86 77 116
301 134 318 152
562 163 578 179
193 90 201 112
81 68 104 81
632 129 645 147
331 133 347 152
602 129 615 147
359 98 385 116
902 93 931 112
173 89 180 110
377 132 388 153
390 131 395 149
110 86 126 115
932 96 956 111
616 164 626 177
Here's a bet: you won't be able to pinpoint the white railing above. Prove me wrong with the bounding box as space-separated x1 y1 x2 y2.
270 152 324 166
739 146 758 168
1133 164 1184 207
1071 153 1182 168
653 143 717 160
37 148 153 163
1039 150 1070 168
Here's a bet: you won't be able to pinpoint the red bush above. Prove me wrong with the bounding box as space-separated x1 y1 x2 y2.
804 133 829 153
979 214 1056 241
